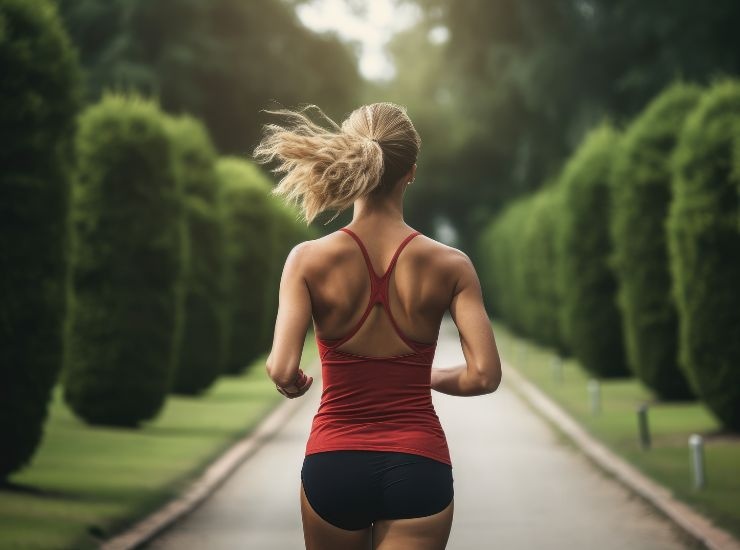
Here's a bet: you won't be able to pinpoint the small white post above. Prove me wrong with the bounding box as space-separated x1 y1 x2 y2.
688 434 706 490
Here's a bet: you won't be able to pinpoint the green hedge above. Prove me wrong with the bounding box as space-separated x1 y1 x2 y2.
166 115 223 395
63 93 183 426
667 80 740 429
520 184 566 352
478 197 529 335
610 83 700 400
477 184 566 354
217 157 281 375
557 123 629 377
0 0 81 479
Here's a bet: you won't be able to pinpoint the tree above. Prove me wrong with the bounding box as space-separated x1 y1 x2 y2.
0 0 81 479
166 115 224 395
56 0 362 154
609 82 700 399
63 93 183 426
557 123 628 377
667 80 740 430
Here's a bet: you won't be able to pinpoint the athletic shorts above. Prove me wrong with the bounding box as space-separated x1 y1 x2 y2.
300 450 454 531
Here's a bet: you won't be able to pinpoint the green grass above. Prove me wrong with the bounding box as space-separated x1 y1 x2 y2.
493 320 740 541
0 335 318 550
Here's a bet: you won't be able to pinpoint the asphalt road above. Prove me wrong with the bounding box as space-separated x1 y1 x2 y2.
145 315 696 549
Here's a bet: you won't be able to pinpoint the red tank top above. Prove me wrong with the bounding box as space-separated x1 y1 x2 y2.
304 227 452 466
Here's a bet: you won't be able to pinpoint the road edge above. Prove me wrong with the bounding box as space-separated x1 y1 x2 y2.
100 358 320 550
502 360 740 550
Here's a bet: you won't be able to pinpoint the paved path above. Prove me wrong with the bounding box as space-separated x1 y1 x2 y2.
145 316 697 549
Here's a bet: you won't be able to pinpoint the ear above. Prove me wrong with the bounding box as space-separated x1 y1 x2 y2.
404 164 416 184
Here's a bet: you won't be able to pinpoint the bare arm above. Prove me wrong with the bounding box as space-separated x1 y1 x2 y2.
265 242 314 395
431 251 501 396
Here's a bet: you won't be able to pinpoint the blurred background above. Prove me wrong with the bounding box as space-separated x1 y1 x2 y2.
1 0 739 548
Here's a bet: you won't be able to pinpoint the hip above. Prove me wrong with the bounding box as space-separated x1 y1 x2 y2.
301 449 454 530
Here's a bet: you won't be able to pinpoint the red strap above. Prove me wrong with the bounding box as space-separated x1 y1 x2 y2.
329 228 421 349
340 227 420 280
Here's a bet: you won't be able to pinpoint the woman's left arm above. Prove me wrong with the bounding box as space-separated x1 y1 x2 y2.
265 241 314 396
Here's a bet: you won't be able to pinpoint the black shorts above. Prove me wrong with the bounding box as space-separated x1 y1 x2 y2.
301 450 454 531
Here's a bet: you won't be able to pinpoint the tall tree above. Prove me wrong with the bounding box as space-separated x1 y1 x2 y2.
392 0 740 250
57 0 363 154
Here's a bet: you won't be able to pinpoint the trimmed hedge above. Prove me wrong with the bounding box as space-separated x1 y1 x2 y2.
217 157 281 375
610 83 700 399
0 0 81 478
166 115 223 395
477 184 566 354
557 123 629 377
63 93 184 426
667 80 740 430
478 197 530 335
519 184 566 352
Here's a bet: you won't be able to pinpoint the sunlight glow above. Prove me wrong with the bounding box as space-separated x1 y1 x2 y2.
296 0 422 81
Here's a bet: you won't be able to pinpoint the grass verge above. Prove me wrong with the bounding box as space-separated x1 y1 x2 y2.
0 335 318 550
493 320 740 542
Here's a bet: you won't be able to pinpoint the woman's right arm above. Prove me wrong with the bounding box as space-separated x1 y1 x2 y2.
431 251 502 396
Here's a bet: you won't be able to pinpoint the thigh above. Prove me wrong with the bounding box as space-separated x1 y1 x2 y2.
300 451 377 548
372 453 454 549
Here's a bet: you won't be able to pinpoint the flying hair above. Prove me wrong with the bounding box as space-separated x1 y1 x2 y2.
252 102 421 225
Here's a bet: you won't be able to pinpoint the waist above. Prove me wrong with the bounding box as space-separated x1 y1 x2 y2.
306 361 450 465
316 362 434 418
306 413 451 466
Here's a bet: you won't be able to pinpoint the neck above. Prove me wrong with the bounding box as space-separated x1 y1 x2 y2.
350 186 406 226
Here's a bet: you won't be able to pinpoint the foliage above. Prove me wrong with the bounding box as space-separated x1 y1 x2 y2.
1 343 316 549
166 114 224 395
609 82 701 399
667 80 740 430
63 92 183 426
390 0 740 252
217 157 281 374
518 185 566 352
0 0 81 479
557 123 628 377
56 0 362 154
477 184 566 354
477 197 530 334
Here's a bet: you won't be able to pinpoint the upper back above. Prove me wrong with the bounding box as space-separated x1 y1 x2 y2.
304 225 465 359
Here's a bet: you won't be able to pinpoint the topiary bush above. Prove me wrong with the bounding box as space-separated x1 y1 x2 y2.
217 157 280 375
667 79 740 430
0 0 81 479
166 115 223 395
477 197 531 335
519 184 567 353
557 123 629 378
63 92 184 426
610 82 701 400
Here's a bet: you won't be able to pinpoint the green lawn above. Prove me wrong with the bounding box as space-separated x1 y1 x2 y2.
493 320 740 541
0 336 318 550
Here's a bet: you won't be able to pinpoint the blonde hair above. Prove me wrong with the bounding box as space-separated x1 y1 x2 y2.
252 102 421 225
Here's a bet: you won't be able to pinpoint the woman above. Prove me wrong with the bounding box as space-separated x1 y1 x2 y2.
254 102 501 550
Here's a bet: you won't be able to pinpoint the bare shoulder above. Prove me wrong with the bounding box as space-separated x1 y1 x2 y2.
414 233 472 266
412 234 475 288
280 238 317 276
292 233 341 277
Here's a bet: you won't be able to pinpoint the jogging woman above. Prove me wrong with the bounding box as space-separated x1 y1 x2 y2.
254 102 501 550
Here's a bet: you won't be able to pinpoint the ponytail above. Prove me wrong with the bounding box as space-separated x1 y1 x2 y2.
252 103 419 225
